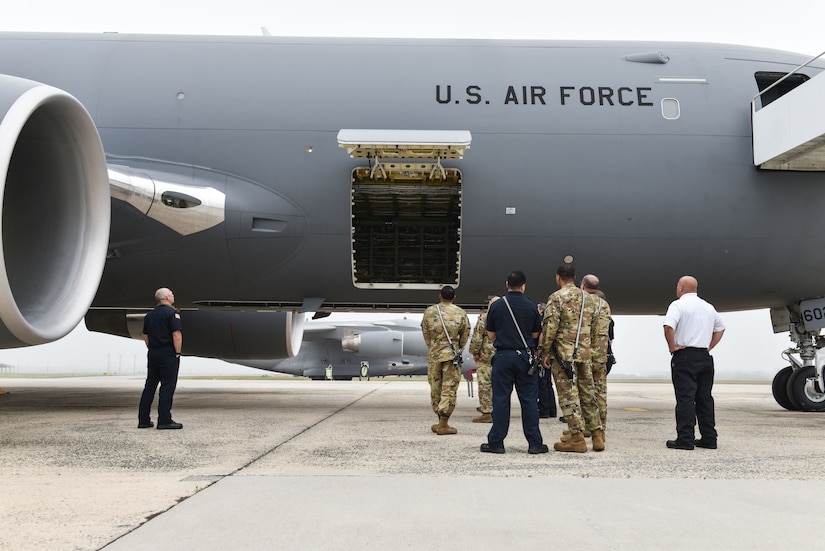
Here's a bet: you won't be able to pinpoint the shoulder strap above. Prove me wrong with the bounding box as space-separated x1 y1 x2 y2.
502 296 530 350
572 289 586 361
435 304 457 353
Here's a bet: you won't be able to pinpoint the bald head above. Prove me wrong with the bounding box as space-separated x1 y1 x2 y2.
676 276 698 297
487 295 500 310
581 274 600 293
155 287 175 305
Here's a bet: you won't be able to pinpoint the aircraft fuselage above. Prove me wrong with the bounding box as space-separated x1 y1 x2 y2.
1 33 821 314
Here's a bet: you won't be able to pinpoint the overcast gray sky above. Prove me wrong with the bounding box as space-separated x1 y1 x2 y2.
1 0 819 378
3 0 825 56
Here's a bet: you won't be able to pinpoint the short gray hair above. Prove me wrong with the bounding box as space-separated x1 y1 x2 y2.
154 287 173 302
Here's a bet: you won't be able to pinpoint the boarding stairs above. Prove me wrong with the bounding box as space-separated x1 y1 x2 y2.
752 50 825 170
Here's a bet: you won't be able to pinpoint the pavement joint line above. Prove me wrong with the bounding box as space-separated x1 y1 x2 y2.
106 383 388 548
227 382 387 475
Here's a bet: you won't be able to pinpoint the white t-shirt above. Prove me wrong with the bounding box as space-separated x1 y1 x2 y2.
663 293 725 348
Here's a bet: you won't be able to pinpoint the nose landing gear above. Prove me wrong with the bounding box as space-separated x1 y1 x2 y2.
771 304 825 411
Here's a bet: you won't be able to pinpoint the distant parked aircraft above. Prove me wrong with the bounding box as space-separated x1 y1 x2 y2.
228 317 477 380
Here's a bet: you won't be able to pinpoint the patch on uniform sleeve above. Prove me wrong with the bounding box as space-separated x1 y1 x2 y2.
175 313 181 319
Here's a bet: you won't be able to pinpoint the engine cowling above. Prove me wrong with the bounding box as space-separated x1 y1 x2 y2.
86 309 306 360
0 75 109 347
181 310 305 360
341 330 404 358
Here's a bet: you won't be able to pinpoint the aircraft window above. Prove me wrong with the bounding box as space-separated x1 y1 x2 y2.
754 71 810 108
161 191 201 209
661 98 680 120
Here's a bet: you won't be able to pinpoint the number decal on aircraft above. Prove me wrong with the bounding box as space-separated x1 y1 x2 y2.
800 298 825 331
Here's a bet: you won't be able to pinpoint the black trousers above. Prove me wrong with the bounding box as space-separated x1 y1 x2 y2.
671 348 717 444
487 350 543 448
138 350 180 425
538 369 557 417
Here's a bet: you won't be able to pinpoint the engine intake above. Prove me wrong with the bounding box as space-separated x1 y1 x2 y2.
0 75 109 347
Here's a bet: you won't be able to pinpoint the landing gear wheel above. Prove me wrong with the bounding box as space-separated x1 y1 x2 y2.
772 366 797 411
786 366 825 412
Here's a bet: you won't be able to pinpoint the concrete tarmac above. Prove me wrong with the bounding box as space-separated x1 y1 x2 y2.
1 376 824 550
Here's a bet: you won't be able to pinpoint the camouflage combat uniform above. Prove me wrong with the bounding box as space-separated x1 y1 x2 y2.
469 312 495 414
590 296 612 429
540 283 602 434
421 300 470 419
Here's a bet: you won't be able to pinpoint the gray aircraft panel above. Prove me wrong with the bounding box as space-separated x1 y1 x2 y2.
2 32 824 317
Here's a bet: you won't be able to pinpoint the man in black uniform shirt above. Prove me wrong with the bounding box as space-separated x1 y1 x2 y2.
480 271 546 454
138 287 183 430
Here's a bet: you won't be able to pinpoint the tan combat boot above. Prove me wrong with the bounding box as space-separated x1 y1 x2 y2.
472 413 492 423
560 429 591 442
436 415 457 435
591 429 605 452
554 431 587 452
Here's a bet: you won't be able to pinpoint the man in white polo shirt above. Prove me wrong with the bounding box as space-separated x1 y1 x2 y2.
663 276 725 450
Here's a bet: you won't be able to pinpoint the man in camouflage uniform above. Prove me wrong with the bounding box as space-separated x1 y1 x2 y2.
536 302 558 419
540 264 603 453
469 296 499 423
582 275 611 450
421 285 470 435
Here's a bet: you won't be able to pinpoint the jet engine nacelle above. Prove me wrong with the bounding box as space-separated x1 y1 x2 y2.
0 75 109 347
86 309 306 360
341 330 404 358
181 310 305 360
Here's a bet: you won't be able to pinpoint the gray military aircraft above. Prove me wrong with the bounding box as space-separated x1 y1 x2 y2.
1 32 825 409
228 316 476 380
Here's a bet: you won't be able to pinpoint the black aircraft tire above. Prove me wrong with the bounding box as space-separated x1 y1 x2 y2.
771 366 797 411
786 366 825 412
